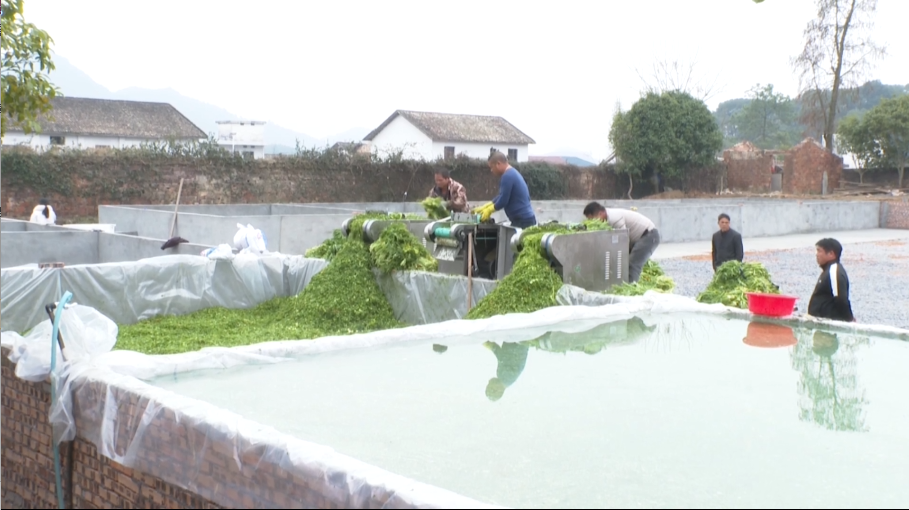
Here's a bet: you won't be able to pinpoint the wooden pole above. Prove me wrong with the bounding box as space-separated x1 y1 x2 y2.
169 178 185 239
467 232 474 310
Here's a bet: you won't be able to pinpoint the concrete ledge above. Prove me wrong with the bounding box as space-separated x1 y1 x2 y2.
0 228 213 269
100 199 890 252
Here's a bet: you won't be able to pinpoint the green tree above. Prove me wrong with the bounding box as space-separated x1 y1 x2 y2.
835 114 876 183
1 0 59 137
609 91 722 197
714 97 751 147
732 84 801 149
835 95 909 187
865 95 909 188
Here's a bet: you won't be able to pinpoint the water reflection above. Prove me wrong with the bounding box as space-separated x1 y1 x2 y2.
481 317 656 402
483 341 531 401
790 330 869 432
743 322 797 349
530 316 656 355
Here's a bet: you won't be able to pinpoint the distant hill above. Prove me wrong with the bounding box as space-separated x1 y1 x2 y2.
47 54 370 149
714 80 909 150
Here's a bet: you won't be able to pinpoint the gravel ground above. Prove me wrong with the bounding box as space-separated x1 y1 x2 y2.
658 238 909 330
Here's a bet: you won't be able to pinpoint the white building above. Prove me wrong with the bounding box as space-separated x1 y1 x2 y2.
0 97 207 149
362 110 535 162
216 120 266 160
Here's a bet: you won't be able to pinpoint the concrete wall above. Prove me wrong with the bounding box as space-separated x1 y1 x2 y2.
99 205 350 254
1 231 99 268
0 227 213 269
98 199 889 252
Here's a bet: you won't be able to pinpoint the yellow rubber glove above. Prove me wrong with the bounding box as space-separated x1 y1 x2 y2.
480 204 495 222
472 202 494 214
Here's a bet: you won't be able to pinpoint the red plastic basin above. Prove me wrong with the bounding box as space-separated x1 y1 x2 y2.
746 292 798 317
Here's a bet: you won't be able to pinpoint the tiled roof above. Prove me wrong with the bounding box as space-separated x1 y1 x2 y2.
363 110 535 145
14 97 207 139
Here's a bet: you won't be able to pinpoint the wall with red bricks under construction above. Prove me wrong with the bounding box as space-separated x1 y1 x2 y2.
0 347 481 509
722 139 844 195
881 200 909 229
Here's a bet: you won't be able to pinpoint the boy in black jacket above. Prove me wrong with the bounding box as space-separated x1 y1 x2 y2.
808 238 856 323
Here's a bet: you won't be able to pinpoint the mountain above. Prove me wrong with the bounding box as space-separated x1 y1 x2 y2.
47 54 370 149
713 80 909 150
540 148 601 164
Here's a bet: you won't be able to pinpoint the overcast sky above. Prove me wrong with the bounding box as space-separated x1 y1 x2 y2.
27 0 909 160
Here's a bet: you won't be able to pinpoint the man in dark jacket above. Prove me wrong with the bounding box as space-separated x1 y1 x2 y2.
712 213 744 271
808 238 855 323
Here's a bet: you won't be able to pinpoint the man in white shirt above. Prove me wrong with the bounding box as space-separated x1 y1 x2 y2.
583 201 661 283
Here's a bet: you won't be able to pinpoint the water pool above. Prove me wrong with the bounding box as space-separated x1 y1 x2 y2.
153 313 909 508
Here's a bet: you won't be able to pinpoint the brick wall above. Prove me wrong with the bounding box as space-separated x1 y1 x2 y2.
1 349 222 509
0 151 620 220
723 151 773 192
881 200 909 229
1 347 466 509
783 139 843 195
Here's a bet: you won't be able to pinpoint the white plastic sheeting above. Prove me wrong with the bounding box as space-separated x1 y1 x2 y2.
376 270 499 325
3 285 909 508
0 254 328 334
557 285 909 341
1 254 499 334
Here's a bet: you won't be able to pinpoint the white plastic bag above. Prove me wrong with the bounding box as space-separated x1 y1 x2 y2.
201 243 236 260
233 223 268 253
7 303 118 382
233 223 251 250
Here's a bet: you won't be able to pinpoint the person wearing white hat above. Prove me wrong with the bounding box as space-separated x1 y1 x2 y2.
29 198 57 226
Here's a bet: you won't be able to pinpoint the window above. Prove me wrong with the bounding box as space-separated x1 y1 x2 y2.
444 146 455 160
242 151 255 160
508 148 518 161
50 136 65 145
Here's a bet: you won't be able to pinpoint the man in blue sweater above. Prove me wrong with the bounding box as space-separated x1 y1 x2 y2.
472 151 537 229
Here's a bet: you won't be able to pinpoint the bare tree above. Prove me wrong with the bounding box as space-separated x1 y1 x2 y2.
635 57 723 103
792 0 886 152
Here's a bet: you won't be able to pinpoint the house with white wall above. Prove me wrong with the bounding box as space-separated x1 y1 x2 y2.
216 120 266 160
0 97 207 149
362 110 535 162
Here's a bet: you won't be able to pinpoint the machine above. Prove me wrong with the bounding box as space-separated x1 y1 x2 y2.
423 212 520 280
426 215 630 291
341 212 435 249
511 225 629 292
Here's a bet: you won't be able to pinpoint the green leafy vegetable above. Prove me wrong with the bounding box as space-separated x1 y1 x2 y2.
370 222 438 274
606 260 675 296
696 261 780 308
305 229 347 261
421 197 449 220
117 212 435 354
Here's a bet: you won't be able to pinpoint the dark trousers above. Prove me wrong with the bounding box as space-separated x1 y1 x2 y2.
629 228 661 283
510 217 537 229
